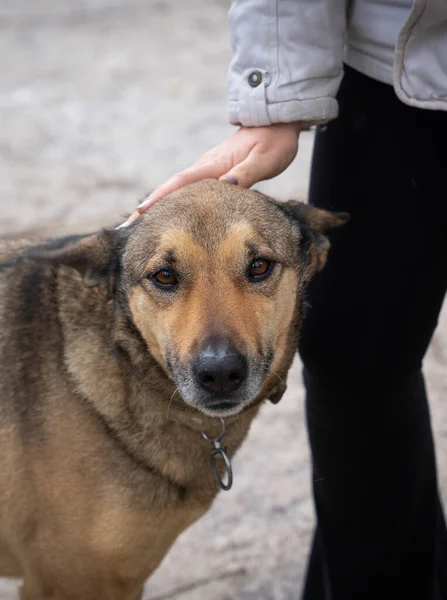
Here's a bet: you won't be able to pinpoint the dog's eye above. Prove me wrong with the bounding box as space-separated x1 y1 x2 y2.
248 258 273 281
151 269 178 289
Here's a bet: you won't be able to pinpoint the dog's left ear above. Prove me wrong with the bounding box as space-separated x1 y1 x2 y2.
285 201 350 233
282 200 349 271
28 229 121 287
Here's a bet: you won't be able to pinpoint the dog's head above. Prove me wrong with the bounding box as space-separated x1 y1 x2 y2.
36 181 348 417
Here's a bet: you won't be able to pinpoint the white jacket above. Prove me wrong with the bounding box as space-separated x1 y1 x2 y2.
228 0 447 126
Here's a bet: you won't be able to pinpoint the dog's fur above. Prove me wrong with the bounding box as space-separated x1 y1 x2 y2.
0 181 347 600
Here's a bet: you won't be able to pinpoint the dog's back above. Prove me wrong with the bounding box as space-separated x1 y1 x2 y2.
0 239 62 576
0 238 64 423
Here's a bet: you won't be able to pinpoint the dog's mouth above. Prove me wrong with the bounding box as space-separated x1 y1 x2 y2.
182 376 266 417
168 363 266 418
199 399 244 417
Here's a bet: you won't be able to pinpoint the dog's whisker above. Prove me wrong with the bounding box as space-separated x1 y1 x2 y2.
146 364 161 376
258 363 286 385
145 362 172 382
269 371 286 385
166 387 180 420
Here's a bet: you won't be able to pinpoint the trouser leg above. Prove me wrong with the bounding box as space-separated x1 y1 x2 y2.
299 65 447 600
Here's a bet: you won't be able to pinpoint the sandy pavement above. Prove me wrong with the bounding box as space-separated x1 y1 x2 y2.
0 1 446 598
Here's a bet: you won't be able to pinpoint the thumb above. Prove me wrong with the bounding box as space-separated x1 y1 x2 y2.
219 156 263 189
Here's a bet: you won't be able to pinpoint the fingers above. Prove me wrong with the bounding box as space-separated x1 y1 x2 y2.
137 160 232 214
116 160 231 228
116 165 225 228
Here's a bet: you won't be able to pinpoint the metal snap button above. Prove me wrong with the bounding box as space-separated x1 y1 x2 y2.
248 71 262 87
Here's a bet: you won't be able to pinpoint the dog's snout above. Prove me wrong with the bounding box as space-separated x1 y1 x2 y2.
193 341 247 396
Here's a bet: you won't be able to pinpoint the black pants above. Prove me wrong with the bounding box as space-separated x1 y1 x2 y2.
299 66 447 600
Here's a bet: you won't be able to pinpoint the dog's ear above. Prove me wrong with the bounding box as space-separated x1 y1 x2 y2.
282 201 349 272
28 229 122 287
285 201 350 233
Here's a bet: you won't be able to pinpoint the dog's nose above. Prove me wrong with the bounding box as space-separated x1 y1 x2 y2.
193 341 247 396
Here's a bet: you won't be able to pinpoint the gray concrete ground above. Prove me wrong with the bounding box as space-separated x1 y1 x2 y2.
0 1 446 598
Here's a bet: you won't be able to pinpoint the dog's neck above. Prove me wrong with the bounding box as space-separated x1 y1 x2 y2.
165 398 261 435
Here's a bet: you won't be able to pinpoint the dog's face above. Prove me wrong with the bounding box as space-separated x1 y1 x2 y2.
123 185 301 416
120 182 348 416
39 181 348 417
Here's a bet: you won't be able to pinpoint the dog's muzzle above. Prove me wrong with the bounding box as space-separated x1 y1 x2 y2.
169 336 266 416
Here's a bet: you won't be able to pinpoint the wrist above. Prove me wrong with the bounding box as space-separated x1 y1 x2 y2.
276 121 302 136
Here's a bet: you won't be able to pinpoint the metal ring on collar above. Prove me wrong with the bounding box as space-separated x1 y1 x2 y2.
210 446 233 491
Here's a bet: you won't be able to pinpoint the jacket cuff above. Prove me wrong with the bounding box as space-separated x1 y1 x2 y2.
228 68 339 127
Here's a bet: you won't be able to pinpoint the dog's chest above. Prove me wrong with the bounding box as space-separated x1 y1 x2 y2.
23 405 217 577
86 482 209 580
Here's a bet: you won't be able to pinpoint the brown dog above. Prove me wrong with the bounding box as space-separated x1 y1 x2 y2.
0 181 347 600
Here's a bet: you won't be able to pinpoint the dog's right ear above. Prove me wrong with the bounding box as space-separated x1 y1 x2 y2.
27 229 124 287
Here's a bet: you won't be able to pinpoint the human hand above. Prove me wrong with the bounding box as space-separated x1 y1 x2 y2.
119 121 302 227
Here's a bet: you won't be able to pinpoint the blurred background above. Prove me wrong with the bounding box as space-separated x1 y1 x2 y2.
0 1 446 599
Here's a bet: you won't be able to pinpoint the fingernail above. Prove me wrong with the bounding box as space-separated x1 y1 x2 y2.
116 220 130 229
137 196 152 210
116 211 140 229
222 176 238 185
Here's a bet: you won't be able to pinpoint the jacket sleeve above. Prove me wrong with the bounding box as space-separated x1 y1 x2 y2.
228 0 347 126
